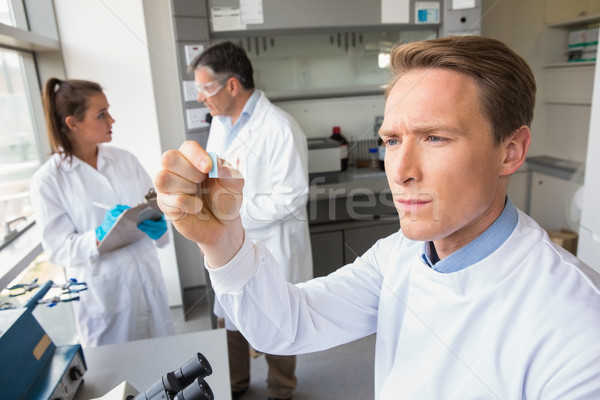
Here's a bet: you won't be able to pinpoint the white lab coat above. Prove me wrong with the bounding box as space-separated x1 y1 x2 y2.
206 90 312 285
208 208 600 399
30 145 173 347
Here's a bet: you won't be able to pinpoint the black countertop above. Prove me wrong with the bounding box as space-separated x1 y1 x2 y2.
307 166 395 225
309 166 389 200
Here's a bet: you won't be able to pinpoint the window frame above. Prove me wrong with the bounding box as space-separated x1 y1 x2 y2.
0 0 64 288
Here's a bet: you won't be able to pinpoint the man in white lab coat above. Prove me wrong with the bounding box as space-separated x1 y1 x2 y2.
188 41 312 400
158 36 600 399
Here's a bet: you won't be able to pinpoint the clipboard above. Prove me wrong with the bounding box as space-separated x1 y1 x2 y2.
97 189 164 254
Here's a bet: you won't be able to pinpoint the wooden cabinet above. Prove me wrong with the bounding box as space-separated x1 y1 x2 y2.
544 0 600 25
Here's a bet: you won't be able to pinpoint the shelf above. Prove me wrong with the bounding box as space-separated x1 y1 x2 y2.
544 99 592 106
544 61 596 69
268 84 385 102
541 63 595 104
547 14 600 29
211 23 441 38
526 155 584 182
544 15 600 65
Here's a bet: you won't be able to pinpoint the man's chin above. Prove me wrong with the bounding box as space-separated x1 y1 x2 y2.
398 219 435 242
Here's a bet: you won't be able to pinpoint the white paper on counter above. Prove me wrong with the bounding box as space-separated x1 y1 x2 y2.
381 0 409 23
240 0 264 24
211 6 245 31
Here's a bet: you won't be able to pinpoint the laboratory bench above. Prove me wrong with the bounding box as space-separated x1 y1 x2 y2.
308 166 390 200
308 166 399 277
75 329 231 400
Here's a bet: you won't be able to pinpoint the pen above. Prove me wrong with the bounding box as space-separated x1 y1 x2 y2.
92 202 111 210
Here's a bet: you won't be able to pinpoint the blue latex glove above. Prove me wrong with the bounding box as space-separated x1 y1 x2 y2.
95 205 130 241
137 215 167 240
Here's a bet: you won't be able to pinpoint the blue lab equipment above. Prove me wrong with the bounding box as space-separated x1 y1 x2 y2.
0 280 87 399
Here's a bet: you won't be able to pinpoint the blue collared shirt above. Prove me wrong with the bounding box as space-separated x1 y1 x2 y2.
215 90 260 151
420 198 519 273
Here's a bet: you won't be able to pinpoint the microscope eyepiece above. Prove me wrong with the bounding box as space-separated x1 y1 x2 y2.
173 377 214 400
174 353 213 387
130 353 213 400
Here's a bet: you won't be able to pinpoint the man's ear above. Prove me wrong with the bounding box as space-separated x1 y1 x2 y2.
65 115 77 132
228 76 242 96
501 126 531 176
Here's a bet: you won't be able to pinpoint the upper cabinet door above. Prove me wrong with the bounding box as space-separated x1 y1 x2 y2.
207 0 441 35
545 0 600 25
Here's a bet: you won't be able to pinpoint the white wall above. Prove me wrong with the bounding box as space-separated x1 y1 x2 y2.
482 0 546 157
277 95 385 140
481 0 546 214
53 0 182 306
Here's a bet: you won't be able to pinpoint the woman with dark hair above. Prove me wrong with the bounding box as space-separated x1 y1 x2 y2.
30 78 173 347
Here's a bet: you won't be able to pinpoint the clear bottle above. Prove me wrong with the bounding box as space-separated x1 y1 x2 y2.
330 126 349 171
368 147 379 170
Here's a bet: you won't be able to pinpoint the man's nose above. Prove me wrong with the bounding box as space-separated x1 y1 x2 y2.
389 145 420 185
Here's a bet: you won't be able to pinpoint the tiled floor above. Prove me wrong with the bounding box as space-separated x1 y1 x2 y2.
243 334 375 400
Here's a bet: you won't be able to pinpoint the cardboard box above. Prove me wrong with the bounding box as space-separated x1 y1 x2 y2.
547 229 579 255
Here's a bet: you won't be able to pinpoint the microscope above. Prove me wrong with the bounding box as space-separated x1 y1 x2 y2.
126 353 214 400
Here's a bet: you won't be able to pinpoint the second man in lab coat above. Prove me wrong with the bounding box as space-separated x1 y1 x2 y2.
189 41 312 400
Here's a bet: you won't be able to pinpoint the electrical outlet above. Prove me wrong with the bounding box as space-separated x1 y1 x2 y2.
186 107 210 130
184 44 204 65
183 80 198 102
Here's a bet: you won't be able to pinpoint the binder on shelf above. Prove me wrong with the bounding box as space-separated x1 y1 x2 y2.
97 189 163 254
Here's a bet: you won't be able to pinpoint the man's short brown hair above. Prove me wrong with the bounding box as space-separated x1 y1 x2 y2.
386 36 536 144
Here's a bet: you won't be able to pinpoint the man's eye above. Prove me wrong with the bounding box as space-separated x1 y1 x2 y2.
385 138 399 147
427 136 447 143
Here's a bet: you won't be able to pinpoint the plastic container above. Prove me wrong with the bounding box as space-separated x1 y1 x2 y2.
368 147 379 170
330 126 349 171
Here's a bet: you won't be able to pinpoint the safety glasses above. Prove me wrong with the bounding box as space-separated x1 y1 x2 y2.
194 78 228 98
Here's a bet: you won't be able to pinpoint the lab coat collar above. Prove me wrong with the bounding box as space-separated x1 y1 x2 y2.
96 145 114 171
244 90 270 132
57 144 114 172
420 197 518 273
223 91 269 156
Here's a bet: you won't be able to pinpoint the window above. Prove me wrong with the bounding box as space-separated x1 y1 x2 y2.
0 0 76 346
0 252 78 345
0 0 60 285
0 0 58 248
0 0 15 26
0 48 39 242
